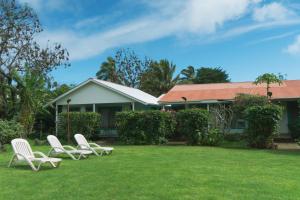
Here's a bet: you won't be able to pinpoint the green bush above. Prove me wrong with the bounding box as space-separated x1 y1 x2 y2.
176 109 209 145
58 112 101 140
0 120 23 150
115 110 176 144
200 128 223 146
245 104 282 148
233 93 269 118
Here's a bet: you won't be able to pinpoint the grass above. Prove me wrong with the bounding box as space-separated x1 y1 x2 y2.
1 143 300 200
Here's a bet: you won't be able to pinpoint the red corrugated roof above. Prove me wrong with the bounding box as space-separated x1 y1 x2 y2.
159 80 300 103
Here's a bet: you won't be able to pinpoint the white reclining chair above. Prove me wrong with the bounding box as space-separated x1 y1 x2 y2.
47 135 92 160
8 138 62 171
74 134 114 156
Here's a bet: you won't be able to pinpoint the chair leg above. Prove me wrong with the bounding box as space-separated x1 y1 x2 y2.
91 148 100 156
8 155 16 168
66 152 78 160
47 149 54 157
27 160 38 171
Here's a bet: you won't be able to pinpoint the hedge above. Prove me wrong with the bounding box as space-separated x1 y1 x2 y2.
0 120 23 151
115 110 176 144
245 104 282 148
176 109 210 145
58 112 101 140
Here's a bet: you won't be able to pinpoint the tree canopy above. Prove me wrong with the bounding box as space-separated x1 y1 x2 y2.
140 59 179 97
254 73 282 98
0 0 69 135
194 67 230 84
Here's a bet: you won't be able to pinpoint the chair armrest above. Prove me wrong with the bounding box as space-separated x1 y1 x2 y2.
89 143 101 147
63 145 76 150
33 151 48 158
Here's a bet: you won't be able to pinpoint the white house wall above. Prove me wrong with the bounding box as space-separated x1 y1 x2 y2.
56 82 133 105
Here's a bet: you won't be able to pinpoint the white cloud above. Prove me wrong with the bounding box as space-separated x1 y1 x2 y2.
253 2 295 22
285 35 300 55
247 31 297 45
38 0 263 61
18 0 67 12
36 0 300 61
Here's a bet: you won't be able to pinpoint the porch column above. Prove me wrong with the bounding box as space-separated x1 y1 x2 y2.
132 102 135 111
55 104 58 136
93 104 96 112
207 104 210 112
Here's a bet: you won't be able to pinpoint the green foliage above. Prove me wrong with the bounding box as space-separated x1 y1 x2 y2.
179 66 196 84
115 111 176 144
245 104 282 148
194 67 230 84
14 66 50 137
0 0 69 120
233 94 269 117
254 73 283 97
200 128 223 146
96 56 119 83
0 120 23 150
58 112 101 140
176 109 209 145
140 59 179 97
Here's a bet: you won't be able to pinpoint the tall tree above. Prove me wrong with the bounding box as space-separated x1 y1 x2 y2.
140 59 179 97
254 73 282 98
0 0 69 119
14 66 49 136
179 65 196 84
96 56 119 83
194 67 230 84
115 48 149 88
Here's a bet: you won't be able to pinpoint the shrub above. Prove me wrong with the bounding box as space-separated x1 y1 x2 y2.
0 120 23 151
58 112 101 140
176 109 209 145
200 128 223 146
224 133 244 142
233 94 268 118
115 110 176 144
245 104 282 148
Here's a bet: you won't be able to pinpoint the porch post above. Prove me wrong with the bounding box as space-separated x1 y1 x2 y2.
55 104 58 136
93 104 96 112
207 104 210 112
132 102 135 111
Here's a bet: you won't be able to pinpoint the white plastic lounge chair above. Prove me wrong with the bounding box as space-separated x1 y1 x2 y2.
47 135 92 160
74 134 114 156
8 138 62 171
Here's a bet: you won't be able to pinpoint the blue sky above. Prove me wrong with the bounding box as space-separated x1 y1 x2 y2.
18 0 300 84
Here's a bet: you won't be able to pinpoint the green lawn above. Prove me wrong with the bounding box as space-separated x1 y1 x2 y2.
1 144 300 200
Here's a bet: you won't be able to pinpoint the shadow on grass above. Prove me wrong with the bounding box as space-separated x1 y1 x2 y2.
3 163 61 171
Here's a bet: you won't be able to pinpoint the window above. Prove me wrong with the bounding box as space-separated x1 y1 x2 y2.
236 119 246 129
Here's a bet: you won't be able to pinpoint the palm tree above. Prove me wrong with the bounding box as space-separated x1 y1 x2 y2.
179 65 196 84
254 73 282 99
140 59 179 97
13 67 49 137
96 57 119 83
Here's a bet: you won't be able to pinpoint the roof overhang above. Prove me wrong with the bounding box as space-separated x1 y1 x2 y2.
46 78 159 107
159 99 233 105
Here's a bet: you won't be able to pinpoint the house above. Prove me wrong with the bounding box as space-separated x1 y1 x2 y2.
48 78 159 136
159 80 300 135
